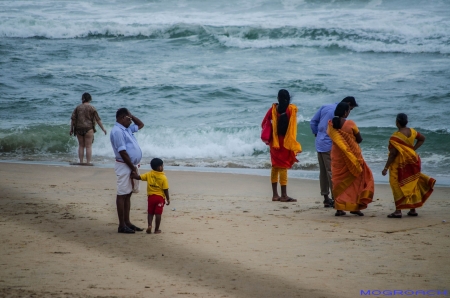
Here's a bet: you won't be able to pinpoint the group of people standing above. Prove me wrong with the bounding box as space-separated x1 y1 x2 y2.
69 89 437 235
263 89 435 218
70 94 169 234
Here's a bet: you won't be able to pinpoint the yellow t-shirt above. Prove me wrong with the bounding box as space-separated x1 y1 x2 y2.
140 170 169 197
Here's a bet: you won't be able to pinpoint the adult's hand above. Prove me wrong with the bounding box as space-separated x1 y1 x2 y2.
129 113 144 130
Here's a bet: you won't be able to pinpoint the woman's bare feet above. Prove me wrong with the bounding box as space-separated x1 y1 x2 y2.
387 210 402 218
280 196 297 202
335 210 346 216
350 211 364 216
407 209 418 216
154 230 162 234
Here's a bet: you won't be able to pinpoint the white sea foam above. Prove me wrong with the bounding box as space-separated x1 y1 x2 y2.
92 126 267 161
1 0 450 184
1 1 449 54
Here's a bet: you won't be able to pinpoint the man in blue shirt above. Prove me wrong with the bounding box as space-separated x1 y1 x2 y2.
310 96 358 207
110 108 144 234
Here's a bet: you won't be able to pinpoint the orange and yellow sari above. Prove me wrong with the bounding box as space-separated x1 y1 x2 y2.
388 129 435 209
327 120 374 211
262 104 302 168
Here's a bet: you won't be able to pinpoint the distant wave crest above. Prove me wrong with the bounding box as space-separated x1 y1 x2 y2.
1 18 449 54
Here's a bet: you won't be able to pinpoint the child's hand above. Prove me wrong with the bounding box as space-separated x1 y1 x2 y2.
166 199 170 206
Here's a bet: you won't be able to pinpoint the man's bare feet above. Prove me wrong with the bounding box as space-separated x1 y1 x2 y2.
146 226 152 234
272 196 281 201
154 230 162 234
280 196 297 202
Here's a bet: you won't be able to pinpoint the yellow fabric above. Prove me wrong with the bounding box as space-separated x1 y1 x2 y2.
388 129 435 209
271 104 302 154
140 170 169 197
271 167 288 185
327 120 362 178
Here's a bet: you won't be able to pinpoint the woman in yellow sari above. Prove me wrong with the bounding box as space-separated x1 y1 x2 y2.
381 113 435 218
261 89 302 202
327 102 374 216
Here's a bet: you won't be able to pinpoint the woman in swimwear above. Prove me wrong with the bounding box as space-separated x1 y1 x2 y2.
70 92 107 164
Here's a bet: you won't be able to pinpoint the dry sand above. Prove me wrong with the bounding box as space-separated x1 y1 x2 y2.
0 162 449 298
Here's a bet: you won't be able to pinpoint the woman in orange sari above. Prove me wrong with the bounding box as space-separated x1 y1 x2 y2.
381 113 435 218
261 89 302 202
327 102 374 216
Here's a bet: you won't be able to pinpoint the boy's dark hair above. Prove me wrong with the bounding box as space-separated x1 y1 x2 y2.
396 113 408 127
150 158 164 170
116 108 129 120
341 96 358 107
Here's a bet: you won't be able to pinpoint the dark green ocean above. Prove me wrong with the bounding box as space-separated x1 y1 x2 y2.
1 0 449 185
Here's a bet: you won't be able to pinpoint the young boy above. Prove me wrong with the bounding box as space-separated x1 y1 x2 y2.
130 158 170 234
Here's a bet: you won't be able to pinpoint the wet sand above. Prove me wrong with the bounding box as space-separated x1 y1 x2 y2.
0 163 449 297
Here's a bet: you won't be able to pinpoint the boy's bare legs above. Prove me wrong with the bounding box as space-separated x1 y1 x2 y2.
147 214 162 233
272 182 280 201
76 134 85 163
154 214 162 233
147 214 153 234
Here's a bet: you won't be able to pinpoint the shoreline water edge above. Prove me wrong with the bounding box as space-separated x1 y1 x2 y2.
1 0 450 185
1 159 449 187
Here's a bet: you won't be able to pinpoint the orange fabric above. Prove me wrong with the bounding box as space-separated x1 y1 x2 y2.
262 104 301 169
388 129 435 209
327 120 374 211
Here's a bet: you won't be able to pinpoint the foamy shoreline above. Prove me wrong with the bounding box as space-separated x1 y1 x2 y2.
2 159 450 187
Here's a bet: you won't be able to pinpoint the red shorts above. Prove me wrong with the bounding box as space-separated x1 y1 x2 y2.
147 194 165 215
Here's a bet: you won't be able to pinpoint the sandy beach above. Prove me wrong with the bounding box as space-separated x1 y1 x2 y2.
0 162 449 298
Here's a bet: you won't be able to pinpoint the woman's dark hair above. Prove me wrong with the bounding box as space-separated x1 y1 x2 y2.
396 113 408 127
277 89 291 136
82 92 92 103
150 158 163 170
332 102 350 129
116 108 129 120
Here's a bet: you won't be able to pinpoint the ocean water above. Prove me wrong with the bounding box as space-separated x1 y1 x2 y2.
1 0 450 185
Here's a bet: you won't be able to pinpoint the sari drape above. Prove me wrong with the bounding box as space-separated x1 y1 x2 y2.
327 120 374 211
262 104 302 168
388 129 435 209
